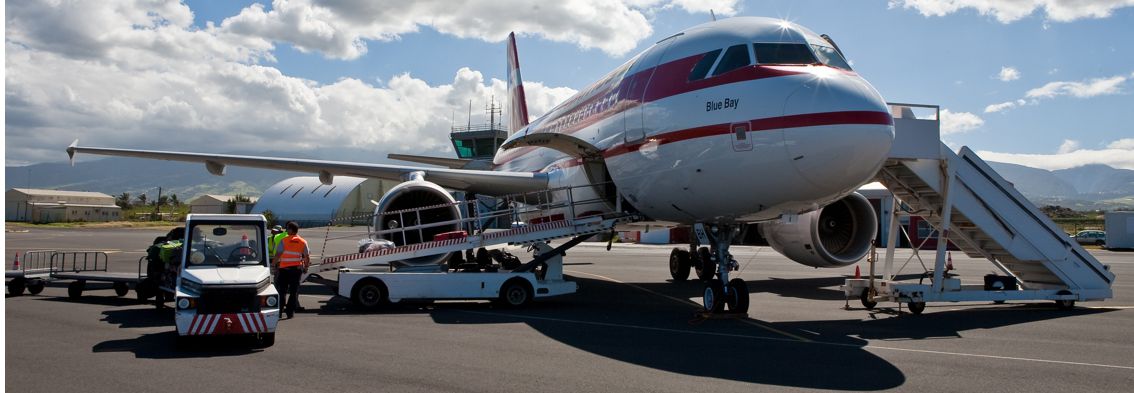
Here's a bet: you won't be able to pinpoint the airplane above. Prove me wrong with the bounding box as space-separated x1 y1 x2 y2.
68 16 894 314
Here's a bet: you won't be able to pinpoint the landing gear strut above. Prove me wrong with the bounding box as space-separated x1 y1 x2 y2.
694 224 748 314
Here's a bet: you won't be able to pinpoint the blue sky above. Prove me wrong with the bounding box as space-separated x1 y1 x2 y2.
6 0 1133 169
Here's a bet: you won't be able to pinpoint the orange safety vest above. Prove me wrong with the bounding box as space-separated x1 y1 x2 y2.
278 235 308 268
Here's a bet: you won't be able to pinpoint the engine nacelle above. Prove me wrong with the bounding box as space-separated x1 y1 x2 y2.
759 192 877 268
373 178 462 266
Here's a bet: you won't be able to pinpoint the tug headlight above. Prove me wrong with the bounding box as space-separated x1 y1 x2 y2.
177 297 193 309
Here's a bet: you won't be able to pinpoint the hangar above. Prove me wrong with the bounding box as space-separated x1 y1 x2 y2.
5 188 121 223
251 176 397 227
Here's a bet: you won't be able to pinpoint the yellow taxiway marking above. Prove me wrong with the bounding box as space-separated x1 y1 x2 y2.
565 269 812 343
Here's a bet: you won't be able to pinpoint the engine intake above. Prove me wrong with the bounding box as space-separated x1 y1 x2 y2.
759 192 877 268
373 179 462 266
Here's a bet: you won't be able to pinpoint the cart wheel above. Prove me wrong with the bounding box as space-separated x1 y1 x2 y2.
1055 299 1076 310
669 248 691 282
499 278 533 308
8 277 26 296
256 333 275 348
27 280 45 295
68 281 85 299
860 288 877 310
694 247 715 281
702 279 725 313
351 278 388 310
908 301 926 315
726 278 750 314
113 282 130 297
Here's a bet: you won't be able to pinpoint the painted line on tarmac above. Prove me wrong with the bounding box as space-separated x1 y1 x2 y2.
566 269 811 343
862 345 1134 371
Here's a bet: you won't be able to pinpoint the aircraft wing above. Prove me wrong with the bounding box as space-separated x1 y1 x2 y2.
67 141 547 195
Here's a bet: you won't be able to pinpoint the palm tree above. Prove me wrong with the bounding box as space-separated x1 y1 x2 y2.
115 192 132 208
169 194 180 206
136 193 148 207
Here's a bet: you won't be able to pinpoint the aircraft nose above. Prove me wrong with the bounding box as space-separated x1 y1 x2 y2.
781 72 894 193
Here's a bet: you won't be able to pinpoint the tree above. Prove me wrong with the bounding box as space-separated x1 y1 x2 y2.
169 194 180 206
115 192 132 208
225 195 252 214
136 193 148 207
156 195 170 207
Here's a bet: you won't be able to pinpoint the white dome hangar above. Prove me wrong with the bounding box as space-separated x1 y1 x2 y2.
251 176 396 227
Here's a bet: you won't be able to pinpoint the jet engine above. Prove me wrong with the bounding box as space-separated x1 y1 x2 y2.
759 192 877 268
372 178 462 266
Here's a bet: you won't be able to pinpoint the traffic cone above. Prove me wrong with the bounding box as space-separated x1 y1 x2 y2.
854 265 861 279
12 252 20 270
946 252 954 271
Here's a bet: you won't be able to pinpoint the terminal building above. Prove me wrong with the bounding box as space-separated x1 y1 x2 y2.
5 188 121 223
251 176 397 227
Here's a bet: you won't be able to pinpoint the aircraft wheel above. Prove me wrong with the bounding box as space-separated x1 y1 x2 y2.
351 279 388 311
726 278 750 314
694 247 714 281
860 287 877 310
907 301 926 315
669 248 691 281
499 278 533 308
113 282 130 297
27 280 45 295
8 277 26 296
68 281 85 299
702 279 725 313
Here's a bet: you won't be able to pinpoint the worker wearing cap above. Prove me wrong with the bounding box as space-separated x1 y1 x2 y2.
272 221 310 319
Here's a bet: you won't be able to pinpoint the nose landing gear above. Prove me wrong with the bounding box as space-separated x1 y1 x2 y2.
692 224 749 314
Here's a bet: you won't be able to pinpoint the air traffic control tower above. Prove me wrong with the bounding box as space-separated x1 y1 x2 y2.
450 100 507 160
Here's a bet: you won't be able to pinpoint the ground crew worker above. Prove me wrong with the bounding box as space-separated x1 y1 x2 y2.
272 221 310 319
267 225 286 277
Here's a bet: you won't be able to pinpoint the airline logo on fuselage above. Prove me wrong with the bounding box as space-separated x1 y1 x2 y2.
706 97 739 112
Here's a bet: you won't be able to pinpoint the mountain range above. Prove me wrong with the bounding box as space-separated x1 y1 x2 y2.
6 152 1134 210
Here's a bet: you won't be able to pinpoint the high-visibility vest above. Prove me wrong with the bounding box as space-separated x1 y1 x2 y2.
278 235 308 268
268 232 287 258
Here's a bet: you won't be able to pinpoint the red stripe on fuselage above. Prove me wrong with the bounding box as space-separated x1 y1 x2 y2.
602 111 892 159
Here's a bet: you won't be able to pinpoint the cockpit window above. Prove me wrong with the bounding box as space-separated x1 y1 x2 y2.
711 44 751 76
753 43 817 66
811 44 852 71
687 49 721 81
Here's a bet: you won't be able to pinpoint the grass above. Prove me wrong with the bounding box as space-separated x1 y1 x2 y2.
6 221 180 230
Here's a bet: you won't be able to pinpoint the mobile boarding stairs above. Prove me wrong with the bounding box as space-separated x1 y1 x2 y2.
843 104 1115 313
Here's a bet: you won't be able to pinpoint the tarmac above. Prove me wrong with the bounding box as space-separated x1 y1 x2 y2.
5 226 1134 392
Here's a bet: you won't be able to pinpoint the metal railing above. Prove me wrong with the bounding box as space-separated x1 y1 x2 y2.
51 251 109 274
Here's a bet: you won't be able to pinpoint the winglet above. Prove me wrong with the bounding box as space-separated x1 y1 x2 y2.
67 139 79 166
506 32 530 134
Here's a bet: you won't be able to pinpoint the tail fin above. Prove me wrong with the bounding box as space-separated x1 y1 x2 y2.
506 32 529 134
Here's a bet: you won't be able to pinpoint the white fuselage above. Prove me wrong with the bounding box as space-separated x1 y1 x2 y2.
495 17 893 224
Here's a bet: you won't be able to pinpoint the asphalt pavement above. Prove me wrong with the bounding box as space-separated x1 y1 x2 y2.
5 226 1134 392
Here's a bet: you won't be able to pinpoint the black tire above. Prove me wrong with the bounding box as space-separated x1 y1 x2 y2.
351 279 388 310
669 248 691 281
8 277 26 297
499 278 533 308
860 287 877 310
256 332 275 348
27 280 45 295
1055 299 1076 310
726 278 750 314
993 300 1006 305
68 281 85 299
702 279 725 313
1095 240 1105 247
113 282 130 297
694 247 715 281
908 301 926 315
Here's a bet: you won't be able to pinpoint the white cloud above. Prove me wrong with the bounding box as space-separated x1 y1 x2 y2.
4 1 580 165
1025 75 1128 98
218 0 736 59
977 138 1134 170
939 109 984 134
983 73 1130 113
888 0 1134 23
998 66 1021 82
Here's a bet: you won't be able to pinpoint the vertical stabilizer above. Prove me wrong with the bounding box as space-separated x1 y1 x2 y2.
506 32 529 134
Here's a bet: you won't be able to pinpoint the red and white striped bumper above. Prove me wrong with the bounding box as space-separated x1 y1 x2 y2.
177 311 278 336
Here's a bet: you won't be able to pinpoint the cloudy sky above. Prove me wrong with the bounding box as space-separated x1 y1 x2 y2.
4 0 1133 170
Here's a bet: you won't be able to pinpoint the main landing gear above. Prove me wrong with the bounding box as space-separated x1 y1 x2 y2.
669 224 749 314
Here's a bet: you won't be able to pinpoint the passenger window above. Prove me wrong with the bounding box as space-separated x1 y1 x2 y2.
687 49 721 81
811 44 852 71
753 43 818 65
711 44 751 76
